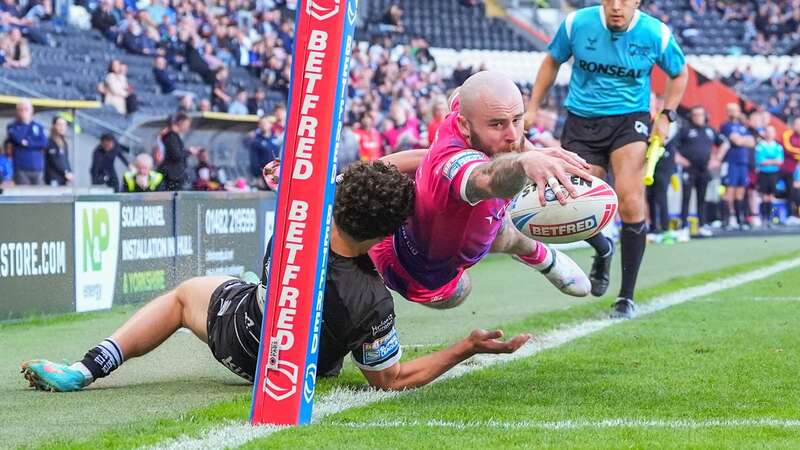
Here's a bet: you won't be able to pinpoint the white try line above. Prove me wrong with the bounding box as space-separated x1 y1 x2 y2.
325 418 800 430
148 257 800 450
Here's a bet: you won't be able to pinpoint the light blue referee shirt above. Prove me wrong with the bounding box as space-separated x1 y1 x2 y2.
548 6 686 118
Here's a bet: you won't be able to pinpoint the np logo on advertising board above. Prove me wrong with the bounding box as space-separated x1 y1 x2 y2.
74 202 120 312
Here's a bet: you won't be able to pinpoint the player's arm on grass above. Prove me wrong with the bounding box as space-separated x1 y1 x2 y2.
380 149 428 175
360 329 531 390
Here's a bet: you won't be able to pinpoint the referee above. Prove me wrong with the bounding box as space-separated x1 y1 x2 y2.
525 0 688 318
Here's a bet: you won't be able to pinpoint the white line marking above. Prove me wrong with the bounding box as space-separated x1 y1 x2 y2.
325 418 800 430
146 257 800 450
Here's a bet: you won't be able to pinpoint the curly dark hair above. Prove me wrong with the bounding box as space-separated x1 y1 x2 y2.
334 161 414 241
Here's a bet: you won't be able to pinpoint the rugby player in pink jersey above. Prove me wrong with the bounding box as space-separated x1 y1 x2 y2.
372 71 593 309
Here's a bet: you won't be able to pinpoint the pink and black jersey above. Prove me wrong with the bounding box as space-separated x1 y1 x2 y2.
386 101 508 291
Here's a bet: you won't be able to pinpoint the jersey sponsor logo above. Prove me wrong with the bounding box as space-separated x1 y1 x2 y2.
585 36 597 51
634 121 649 136
371 313 394 336
443 150 485 180
528 216 597 237
628 43 650 58
576 59 644 79
362 327 400 365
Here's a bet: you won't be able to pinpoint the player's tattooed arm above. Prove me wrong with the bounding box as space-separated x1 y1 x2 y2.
464 154 527 203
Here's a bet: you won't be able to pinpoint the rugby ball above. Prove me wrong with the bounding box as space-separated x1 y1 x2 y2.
508 176 618 244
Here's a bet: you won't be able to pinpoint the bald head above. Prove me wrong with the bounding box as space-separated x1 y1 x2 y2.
459 71 522 121
455 71 525 156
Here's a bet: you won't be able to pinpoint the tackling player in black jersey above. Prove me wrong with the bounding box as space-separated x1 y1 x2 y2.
21 161 530 392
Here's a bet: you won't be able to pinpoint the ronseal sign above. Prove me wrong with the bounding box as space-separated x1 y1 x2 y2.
250 0 359 426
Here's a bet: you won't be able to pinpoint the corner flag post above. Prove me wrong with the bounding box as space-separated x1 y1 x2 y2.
250 0 359 426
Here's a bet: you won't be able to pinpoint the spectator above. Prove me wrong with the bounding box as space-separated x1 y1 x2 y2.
122 153 164 192
192 148 222 191
272 103 286 136
121 19 158 56
426 99 447 145
158 112 199 191
249 116 281 185
44 116 73 186
338 121 360 173
689 0 706 15
90 133 129 192
755 125 783 227
2 28 31 69
5 100 47 185
153 55 177 94
100 59 130 115
228 88 249 115
379 4 404 33
673 106 723 236
186 34 215 84
354 115 383 161
211 68 231 112
198 98 212 113
247 88 267 116
781 117 800 221
177 94 195 113
0 148 11 185
91 0 121 41
715 103 756 230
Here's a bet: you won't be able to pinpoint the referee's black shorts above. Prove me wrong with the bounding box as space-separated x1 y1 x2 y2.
561 111 652 169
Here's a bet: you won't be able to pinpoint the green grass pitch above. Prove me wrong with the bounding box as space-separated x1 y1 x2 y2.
2 236 799 449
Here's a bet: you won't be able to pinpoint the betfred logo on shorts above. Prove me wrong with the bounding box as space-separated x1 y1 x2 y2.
528 216 598 237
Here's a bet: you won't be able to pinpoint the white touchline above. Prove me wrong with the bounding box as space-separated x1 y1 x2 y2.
147 257 800 450
325 418 800 430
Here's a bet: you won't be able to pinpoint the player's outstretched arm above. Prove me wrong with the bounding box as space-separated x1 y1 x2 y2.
524 54 561 131
464 150 592 206
380 149 428 175
361 329 531 391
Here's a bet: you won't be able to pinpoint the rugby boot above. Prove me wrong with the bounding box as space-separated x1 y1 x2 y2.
589 237 614 297
610 297 637 319
21 359 88 392
514 247 590 297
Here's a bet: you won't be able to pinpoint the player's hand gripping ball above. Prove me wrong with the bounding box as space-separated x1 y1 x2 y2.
508 175 618 244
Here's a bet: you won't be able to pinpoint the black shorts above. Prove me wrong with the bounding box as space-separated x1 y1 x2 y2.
561 111 652 169
757 172 779 195
206 279 262 382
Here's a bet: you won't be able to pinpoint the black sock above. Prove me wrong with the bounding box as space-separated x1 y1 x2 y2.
585 233 612 257
77 338 124 380
734 200 745 225
764 201 773 223
619 221 646 300
721 201 730 223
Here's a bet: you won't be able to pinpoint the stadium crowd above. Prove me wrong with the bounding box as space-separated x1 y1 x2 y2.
2 0 800 232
